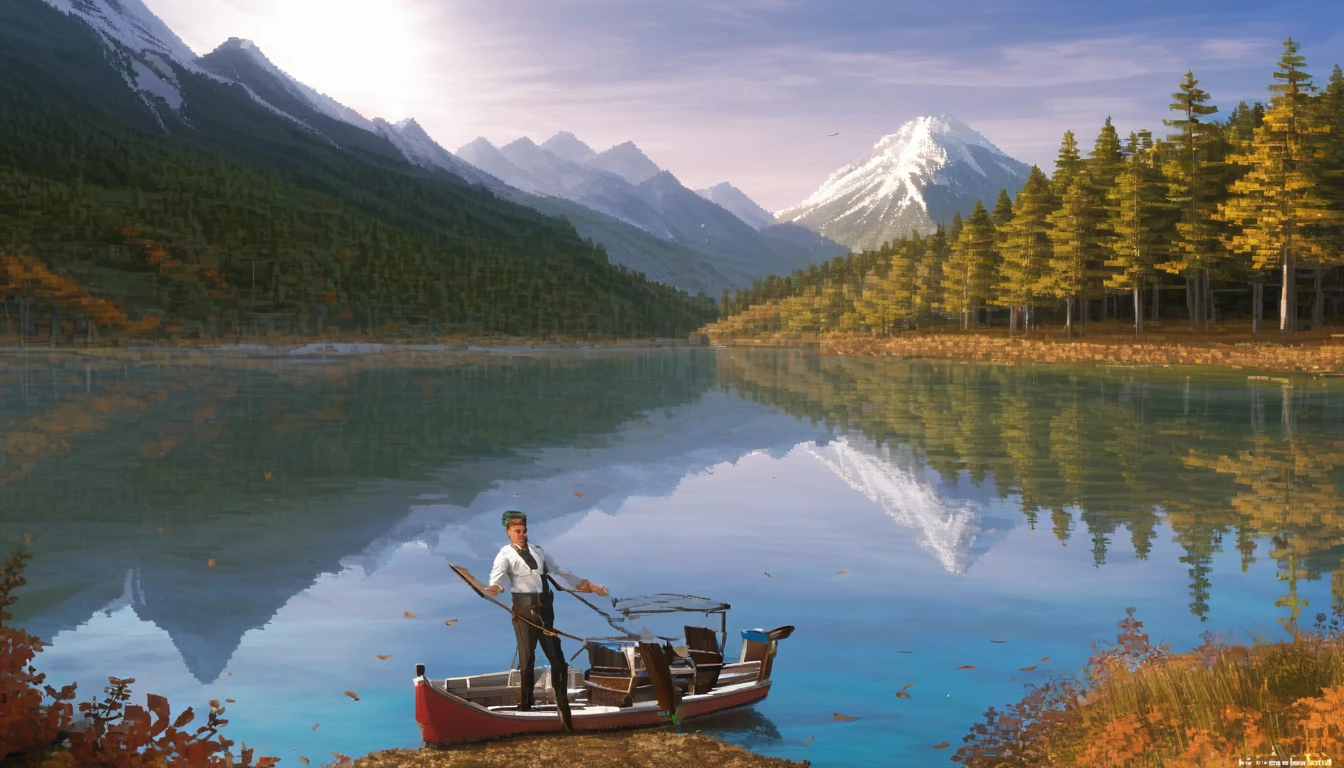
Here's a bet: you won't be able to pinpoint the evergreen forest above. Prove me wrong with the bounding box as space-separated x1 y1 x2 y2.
714 40 1344 340
0 0 716 343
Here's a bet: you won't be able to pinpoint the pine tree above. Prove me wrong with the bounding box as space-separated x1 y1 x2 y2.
1088 117 1125 320
1045 169 1106 337
1104 137 1171 334
1160 70 1223 330
1217 39 1339 336
992 188 1015 228
1054 131 1083 193
942 200 998 329
994 166 1056 331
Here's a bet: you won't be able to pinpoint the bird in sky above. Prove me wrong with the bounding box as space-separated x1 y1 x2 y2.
828 132 839 137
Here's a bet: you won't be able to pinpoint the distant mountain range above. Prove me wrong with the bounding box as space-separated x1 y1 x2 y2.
21 0 845 298
456 134 847 294
777 115 1032 252
11 0 1034 308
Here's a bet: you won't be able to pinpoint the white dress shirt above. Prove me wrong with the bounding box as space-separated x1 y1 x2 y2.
488 543 584 594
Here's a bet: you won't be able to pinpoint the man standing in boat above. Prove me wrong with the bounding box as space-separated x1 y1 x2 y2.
483 510 607 730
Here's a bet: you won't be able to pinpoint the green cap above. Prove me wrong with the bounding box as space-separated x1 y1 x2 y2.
501 510 527 528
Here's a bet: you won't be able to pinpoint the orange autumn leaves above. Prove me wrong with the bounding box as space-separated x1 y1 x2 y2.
0 253 129 329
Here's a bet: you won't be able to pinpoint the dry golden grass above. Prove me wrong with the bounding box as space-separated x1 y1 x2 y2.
354 731 809 768
719 328 1344 374
958 611 1344 768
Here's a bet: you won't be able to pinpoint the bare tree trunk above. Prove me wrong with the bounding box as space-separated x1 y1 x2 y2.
1186 276 1198 330
1066 297 1074 339
1204 270 1214 329
1134 286 1143 335
1009 306 1018 334
1252 279 1263 336
1151 281 1160 321
1281 245 1296 336
1313 266 1324 330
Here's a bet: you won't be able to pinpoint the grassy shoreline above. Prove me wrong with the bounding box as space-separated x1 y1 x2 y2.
954 611 1344 768
708 324 1344 374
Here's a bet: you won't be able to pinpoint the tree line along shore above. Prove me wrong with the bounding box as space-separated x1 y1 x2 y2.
711 39 1344 347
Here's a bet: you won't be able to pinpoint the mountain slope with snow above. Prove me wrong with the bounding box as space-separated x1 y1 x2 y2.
777 115 1031 252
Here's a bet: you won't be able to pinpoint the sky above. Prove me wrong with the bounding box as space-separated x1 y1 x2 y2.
142 0 1344 213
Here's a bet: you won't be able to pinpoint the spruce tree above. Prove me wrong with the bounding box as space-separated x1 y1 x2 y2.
1217 39 1339 335
1054 130 1083 193
994 166 1056 332
1104 137 1171 334
992 188 1015 228
1160 70 1223 330
942 200 998 329
1046 169 1106 337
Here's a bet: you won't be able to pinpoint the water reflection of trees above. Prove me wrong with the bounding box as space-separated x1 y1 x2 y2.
717 350 1344 625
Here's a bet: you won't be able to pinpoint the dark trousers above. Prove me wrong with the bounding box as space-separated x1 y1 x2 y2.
512 593 572 727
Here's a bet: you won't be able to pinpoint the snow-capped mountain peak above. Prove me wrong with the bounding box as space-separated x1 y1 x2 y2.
205 37 376 132
776 115 1030 252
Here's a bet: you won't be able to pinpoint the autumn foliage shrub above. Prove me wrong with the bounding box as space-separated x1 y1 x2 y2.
954 607 1344 767
0 546 281 767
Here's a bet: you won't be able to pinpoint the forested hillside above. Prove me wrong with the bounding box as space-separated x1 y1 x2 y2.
711 40 1344 340
0 0 716 342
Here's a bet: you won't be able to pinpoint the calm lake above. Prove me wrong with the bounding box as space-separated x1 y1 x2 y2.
2 346 1342 767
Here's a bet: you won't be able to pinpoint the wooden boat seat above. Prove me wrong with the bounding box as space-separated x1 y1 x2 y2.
583 643 691 707
683 625 724 694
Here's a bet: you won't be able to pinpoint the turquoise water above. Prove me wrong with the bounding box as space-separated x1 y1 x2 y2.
1 348 1341 767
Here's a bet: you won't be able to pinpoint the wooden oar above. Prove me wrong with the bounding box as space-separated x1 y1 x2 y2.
448 564 586 642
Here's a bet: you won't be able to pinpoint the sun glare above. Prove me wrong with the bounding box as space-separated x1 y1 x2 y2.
261 0 428 120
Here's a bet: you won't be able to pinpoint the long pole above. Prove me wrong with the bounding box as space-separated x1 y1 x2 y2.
448 564 586 642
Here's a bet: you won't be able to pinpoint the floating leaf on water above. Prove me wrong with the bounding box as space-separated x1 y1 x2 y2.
404 612 416 618
836 570 849 575
1010 677 1015 682
155 527 163 535
1020 665 1038 672
895 650 913 654
956 665 976 670
1040 656 1050 662
932 742 950 749
900 683 915 691
376 655 391 660
990 639 1008 643
225 698 235 703
344 690 359 701
263 470 272 480
725 431 732 436
896 691 911 699
207 558 217 568
24 532 33 543
227 672 232 676
832 713 859 722
209 699 220 709
764 571 772 578
298 759 310 766
312 723 319 730
444 619 458 626
573 491 583 497
803 736 815 746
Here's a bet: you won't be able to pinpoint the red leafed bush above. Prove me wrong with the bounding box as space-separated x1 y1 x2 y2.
1 545 280 767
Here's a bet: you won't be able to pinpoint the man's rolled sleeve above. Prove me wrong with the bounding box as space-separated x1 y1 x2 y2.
488 550 511 592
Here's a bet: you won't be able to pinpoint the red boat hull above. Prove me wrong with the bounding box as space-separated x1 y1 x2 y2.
415 679 773 745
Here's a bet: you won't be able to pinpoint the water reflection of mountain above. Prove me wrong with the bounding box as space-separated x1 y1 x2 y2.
0 352 842 682
716 350 1344 627
808 435 1015 575
0 352 720 680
